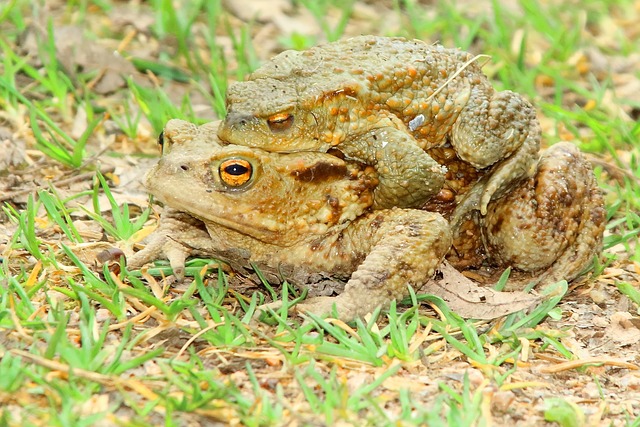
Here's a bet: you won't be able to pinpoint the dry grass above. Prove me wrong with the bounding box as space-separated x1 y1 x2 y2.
0 0 639 426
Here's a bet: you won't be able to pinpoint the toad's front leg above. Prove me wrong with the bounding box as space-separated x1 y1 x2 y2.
127 208 221 280
340 123 447 210
295 208 452 321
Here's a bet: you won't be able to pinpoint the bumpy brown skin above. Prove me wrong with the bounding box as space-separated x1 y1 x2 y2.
480 142 606 286
128 120 452 321
436 141 605 288
218 35 540 213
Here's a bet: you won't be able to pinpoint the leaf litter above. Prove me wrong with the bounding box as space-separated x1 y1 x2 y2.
0 0 639 426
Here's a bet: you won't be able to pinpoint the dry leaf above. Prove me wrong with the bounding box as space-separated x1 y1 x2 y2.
19 24 138 94
604 312 640 346
0 127 27 169
222 0 291 23
420 261 541 319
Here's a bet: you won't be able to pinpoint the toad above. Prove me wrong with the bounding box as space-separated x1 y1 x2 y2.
449 141 605 288
128 120 605 321
218 35 540 215
128 119 452 320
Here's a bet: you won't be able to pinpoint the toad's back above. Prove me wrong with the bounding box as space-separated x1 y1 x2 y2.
221 35 540 215
234 35 490 148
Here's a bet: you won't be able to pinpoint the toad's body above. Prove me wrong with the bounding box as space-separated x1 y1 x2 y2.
129 120 605 321
219 35 540 215
129 120 452 319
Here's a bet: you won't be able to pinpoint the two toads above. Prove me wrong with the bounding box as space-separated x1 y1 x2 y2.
129 36 605 321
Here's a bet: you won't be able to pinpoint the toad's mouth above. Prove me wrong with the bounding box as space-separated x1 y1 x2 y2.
148 184 286 245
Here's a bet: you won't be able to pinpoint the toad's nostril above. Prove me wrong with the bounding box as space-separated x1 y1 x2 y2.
226 113 257 129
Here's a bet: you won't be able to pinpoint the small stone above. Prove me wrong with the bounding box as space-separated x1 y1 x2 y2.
492 390 516 413
581 382 601 399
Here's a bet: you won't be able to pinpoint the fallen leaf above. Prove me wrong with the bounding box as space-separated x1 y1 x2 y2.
0 127 27 170
420 261 541 320
222 0 291 23
66 242 120 267
19 24 138 94
604 312 640 346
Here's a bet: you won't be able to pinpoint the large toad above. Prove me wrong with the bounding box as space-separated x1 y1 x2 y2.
128 119 452 320
218 35 540 215
128 120 605 321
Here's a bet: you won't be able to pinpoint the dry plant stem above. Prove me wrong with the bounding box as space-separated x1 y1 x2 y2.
0 166 115 202
6 348 163 396
538 357 639 373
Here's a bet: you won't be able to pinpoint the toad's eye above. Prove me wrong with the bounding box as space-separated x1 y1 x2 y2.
267 113 294 133
219 159 253 187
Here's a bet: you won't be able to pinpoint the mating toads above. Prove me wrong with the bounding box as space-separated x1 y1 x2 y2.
218 35 540 214
129 119 605 321
128 120 452 321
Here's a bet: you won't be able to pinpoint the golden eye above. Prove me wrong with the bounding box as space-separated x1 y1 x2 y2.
219 159 253 187
267 113 294 133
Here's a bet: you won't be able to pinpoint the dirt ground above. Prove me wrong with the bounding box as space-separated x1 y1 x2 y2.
1 0 639 425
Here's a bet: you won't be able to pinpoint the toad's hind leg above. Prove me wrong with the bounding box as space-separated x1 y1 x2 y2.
452 89 541 215
295 209 452 321
481 142 605 287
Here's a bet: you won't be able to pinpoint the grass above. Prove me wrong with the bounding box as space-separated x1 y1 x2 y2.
0 0 639 425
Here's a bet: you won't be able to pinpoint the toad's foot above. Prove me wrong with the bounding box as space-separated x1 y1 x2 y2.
127 208 220 281
481 142 605 287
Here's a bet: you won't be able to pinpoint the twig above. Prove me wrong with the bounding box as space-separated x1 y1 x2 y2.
423 54 491 103
7 348 163 399
538 356 639 373
0 166 115 202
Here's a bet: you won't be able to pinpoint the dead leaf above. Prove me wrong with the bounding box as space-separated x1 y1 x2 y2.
19 24 138 94
78 394 110 418
0 127 27 170
604 312 640 346
66 242 119 267
73 190 149 216
383 374 433 393
420 261 541 320
71 106 89 140
108 5 156 33
222 0 291 23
